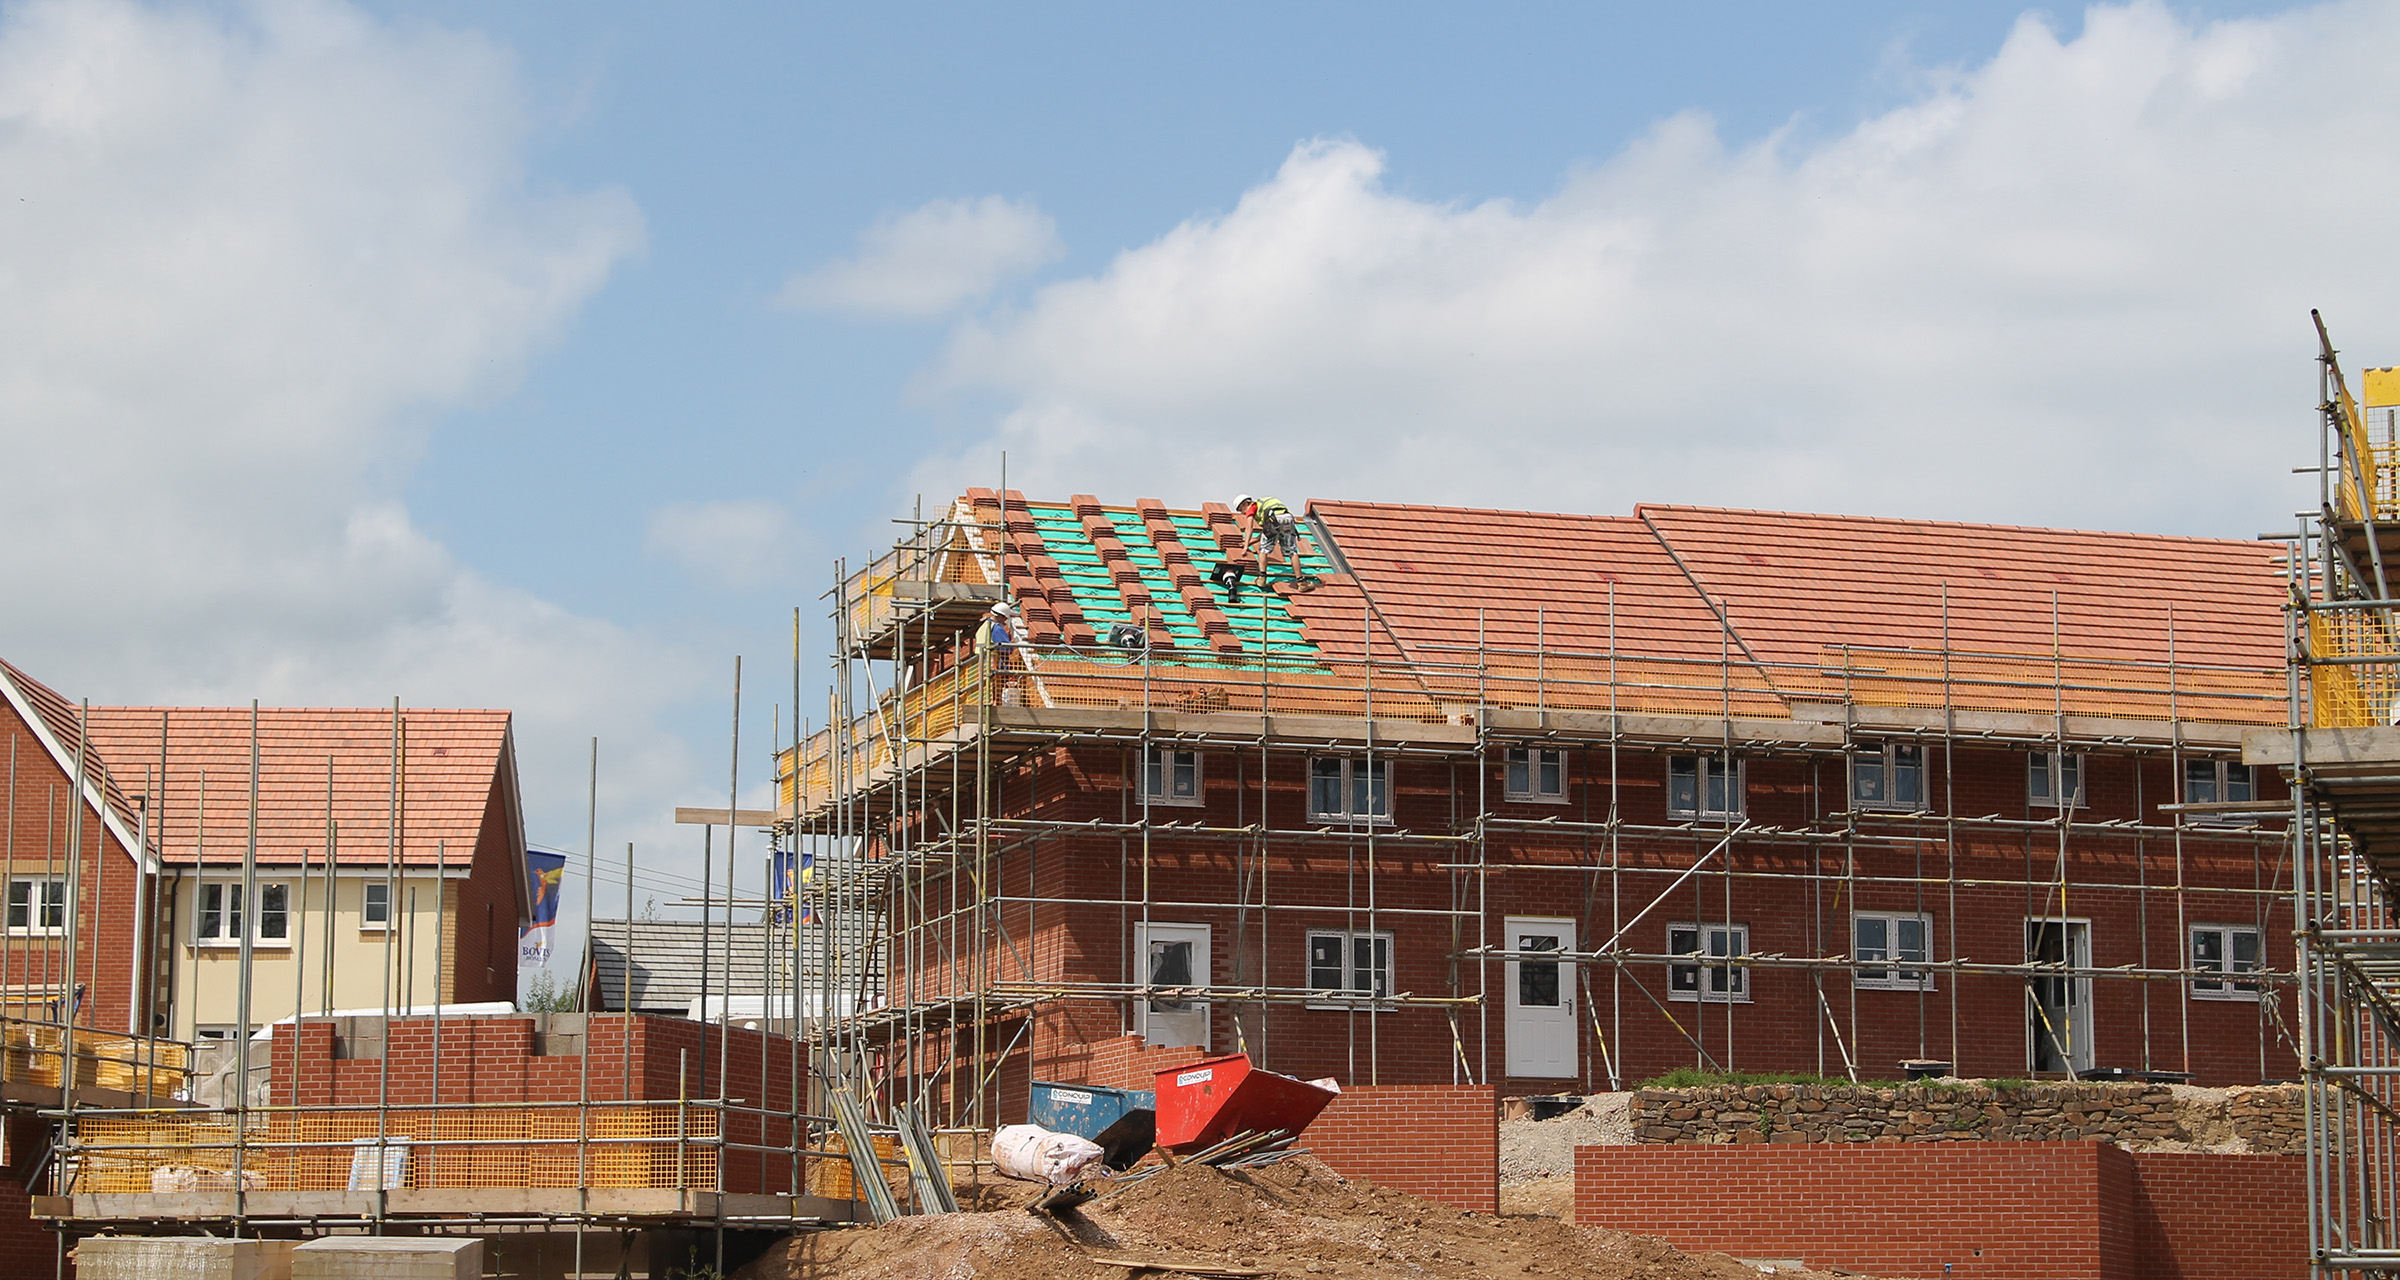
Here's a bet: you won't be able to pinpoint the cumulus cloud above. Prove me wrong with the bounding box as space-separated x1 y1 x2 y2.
780 195 1063 318
917 1 2394 538
0 1 692 866
645 499 809 590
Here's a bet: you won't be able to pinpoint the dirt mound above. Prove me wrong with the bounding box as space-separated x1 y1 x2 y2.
739 1156 1869 1280
1502 1093 1636 1183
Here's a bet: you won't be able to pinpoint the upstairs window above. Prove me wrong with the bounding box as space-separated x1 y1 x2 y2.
2191 925 2263 999
2028 752 2084 808
2183 760 2256 824
1851 743 1924 811
1667 756 1744 818
1854 912 1934 991
363 881 391 929
1505 748 1567 802
1307 930 1394 1007
1668 923 1750 1002
1143 749 1203 807
5 879 64 935
1309 757 1390 823
197 883 289 946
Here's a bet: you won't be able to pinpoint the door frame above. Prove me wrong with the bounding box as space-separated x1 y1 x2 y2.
1133 921 1211 1050
1504 915 1578 1079
2025 917 2094 1075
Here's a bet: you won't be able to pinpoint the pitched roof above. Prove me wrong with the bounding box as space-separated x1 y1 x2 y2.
940 492 2290 725
0 659 146 857
1629 505 2288 670
589 920 775 1014
78 707 520 872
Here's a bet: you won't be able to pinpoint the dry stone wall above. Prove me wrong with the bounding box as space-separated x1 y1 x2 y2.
1628 1081 2301 1153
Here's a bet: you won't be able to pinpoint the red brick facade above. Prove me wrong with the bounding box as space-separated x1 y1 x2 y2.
0 694 151 1037
1572 1142 2304 1279
884 737 2292 1109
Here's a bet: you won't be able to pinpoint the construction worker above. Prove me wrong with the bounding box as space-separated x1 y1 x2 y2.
1233 495 1312 587
976 601 1021 702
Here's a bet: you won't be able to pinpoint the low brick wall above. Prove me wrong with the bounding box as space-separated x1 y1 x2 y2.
1307 1086 1497 1215
1630 1081 2301 1153
1574 1142 2304 1280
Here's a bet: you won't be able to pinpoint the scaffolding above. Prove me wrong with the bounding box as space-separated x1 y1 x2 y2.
2273 314 2400 1277
785 493 2302 1135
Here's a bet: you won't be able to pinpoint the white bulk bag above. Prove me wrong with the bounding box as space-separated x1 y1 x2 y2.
991 1123 1106 1185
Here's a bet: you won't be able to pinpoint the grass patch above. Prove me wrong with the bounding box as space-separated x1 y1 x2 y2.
1637 1068 1859 1090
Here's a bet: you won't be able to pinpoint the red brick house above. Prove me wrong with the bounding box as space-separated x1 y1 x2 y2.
788 495 2296 1123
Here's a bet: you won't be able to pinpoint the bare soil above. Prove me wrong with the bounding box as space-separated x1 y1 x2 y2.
740 1156 1868 1280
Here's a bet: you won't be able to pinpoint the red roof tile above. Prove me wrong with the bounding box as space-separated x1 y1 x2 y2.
1634 505 2288 670
79 707 518 870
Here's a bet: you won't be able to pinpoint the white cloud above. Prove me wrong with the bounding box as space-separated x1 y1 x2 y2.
780 195 1063 318
645 499 808 590
0 1 695 885
917 1 2395 538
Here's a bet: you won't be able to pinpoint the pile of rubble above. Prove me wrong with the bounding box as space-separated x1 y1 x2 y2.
739 1156 1868 1280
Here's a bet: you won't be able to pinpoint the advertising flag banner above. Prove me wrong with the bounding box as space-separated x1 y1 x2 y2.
521 850 568 964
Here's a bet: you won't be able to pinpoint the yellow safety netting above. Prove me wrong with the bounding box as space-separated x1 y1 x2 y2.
74 1105 720 1194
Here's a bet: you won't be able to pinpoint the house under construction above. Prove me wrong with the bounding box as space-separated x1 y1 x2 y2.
785 487 2299 1133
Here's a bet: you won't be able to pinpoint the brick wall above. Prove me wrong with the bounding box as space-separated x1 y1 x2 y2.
0 1118 56 1278
1305 1086 1497 1214
1572 1141 2304 1280
2 699 150 1038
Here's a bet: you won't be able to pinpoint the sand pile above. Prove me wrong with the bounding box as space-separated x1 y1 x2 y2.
739 1156 1863 1280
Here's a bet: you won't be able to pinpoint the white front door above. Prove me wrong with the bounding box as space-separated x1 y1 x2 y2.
1505 916 1577 1078
2027 919 2094 1075
1135 922 1210 1050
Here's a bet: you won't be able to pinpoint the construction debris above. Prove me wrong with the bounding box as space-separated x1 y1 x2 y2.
736 1156 1875 1280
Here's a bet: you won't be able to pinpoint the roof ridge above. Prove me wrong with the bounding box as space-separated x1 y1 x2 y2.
1633 502 2272 549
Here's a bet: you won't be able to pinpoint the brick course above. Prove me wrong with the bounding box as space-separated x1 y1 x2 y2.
1572 1141 2303 1280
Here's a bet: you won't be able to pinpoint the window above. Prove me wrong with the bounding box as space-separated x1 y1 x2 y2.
1668 923 1750 1002
1851 743 1924 811
197 882 290 946
1308 757 1390 823
193 1025 236 1044
1505 748 1567 802
2028 752 2084 808
1306 930 1393 1007
5 879 65 935
1667 756 1744 818
2191 924 2263 999
363 881 390 929
1854 912 1934 991
1142 749 1203 806
2183 760 2256 825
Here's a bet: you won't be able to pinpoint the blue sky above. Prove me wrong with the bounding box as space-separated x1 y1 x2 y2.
0 0 2378 969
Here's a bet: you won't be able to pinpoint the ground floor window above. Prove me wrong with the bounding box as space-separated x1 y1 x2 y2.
1668 923 1749 1001
2191 924 2263 998
1853 912 1934 991
1307 929 1393 1006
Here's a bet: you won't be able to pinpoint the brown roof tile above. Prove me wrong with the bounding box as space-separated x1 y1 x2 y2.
79 707 517 869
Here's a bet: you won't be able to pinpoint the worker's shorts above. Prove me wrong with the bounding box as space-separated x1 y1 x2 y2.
1264 520 1299 561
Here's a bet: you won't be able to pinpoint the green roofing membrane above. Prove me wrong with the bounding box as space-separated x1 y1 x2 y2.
1023 504 1330 658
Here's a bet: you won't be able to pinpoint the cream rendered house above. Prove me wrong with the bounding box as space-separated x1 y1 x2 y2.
83 708 531 1044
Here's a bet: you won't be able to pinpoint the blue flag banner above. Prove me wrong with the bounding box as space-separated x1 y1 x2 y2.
771 849 814 925
522 850 567 964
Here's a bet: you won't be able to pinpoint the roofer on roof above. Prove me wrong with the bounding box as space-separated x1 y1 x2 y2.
1233 494 1304 581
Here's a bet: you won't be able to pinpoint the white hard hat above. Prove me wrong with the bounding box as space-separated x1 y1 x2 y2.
991 600 1015 616
1233 494 1254 510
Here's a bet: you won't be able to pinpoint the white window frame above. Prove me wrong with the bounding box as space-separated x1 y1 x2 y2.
1307 756 1391 824
2182 759 2257 826
1667 755 1745 818
362 880 392 931
195 881 292 948
1504 748 1568 803
5 878 66 936
1851 742 1926 812
1853 911 1935 991
1305 929 1395 1009
2027 752 2085 809
2191 923 2264 1000
1667 922 1751 1003
1142 748 1204 807
193 1025 237 1044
